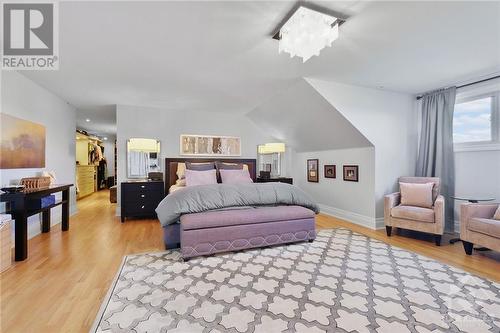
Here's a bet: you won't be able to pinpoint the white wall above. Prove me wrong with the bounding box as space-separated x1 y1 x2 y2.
292 147 377 228
0 71 77 239
307 79 418 219
103 135 116 177
454 150 500 221
116 104 274 212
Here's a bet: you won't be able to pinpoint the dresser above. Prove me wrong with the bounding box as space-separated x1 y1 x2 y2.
256 177 293 185
77 165 96 199
121 181 165 222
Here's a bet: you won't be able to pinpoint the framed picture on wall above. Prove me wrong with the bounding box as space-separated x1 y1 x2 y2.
324 165 336 179
343 165 359 182
307 159 319 182
180 134 241 156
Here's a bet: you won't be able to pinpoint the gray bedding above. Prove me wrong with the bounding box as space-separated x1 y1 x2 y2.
155 183 319 226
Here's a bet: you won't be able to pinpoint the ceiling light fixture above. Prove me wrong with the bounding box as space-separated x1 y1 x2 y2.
274 5 344 63
85 118 91 122
103 137 108 141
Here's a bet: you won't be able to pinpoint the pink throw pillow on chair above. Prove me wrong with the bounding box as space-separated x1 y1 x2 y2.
399 182 434 208
185 169 217 187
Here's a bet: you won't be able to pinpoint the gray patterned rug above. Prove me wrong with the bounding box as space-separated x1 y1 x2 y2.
93 228 500 333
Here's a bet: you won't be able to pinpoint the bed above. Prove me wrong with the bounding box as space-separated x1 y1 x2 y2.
158 158 318 259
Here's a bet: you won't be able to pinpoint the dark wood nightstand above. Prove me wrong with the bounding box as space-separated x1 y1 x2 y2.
121 180 165 222
256 177 293 185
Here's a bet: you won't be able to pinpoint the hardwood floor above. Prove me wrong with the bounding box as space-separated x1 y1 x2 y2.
1 190 499 332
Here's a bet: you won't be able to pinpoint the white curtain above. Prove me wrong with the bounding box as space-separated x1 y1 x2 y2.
128 151 150 178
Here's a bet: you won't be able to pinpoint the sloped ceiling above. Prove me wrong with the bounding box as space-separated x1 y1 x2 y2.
246 78 372 152
20 1 500 114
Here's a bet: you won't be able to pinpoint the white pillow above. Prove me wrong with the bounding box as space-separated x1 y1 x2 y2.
185 169 218 187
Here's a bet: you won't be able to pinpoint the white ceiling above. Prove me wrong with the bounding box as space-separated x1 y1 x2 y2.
247 78 373 151
22 0 500 121
75 105 116 137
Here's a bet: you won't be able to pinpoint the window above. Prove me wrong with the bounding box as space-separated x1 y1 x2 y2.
453 91 499 149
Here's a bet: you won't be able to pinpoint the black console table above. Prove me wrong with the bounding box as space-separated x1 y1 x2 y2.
0 184 73 261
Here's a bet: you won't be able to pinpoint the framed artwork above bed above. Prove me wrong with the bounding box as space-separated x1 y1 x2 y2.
180 134 241 156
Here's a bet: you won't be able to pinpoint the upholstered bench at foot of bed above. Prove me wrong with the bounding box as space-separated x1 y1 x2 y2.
176 205 316 259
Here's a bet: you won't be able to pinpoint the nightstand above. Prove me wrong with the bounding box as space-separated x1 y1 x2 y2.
121 180 165 222
256 177 293 185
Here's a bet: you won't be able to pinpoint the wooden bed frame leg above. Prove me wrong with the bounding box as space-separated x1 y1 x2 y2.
385 226 392 237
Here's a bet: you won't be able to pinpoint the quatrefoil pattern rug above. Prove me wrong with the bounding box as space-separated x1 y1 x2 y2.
93 229 500 333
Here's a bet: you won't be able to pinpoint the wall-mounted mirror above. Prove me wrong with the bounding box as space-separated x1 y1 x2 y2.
127 138 161 179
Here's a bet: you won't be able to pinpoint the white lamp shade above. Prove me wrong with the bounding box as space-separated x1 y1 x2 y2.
258 143 286 154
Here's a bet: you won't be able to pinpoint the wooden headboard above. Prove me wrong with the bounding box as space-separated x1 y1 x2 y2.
164 157 257 193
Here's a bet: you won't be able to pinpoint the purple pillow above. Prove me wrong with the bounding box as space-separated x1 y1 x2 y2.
220 169 253 184
185 169 217 186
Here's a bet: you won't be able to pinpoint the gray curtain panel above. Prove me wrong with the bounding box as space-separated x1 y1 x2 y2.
416 87 456 232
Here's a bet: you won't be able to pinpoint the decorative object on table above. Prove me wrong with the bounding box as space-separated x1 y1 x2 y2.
0 113 46 169
41 170 57 185
0 185 25 193
257 143 286 177
259 171 271 179
307 159 319 182
0 215 12 272
343 165 359 182
460 202 500 255
127 138 161 179
20 176 51 189
180 134 240 156
148 172 163 181
324 165 336 179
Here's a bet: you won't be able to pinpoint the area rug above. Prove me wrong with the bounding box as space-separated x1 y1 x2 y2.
92 228 500 333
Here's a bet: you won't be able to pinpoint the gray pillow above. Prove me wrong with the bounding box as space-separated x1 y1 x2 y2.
185 162 215 171
216 162 243 170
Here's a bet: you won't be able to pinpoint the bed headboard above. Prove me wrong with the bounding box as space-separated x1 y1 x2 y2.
164 157 257 193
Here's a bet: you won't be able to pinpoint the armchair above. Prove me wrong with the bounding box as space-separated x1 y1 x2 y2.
384 177 444 245
460 203 500 255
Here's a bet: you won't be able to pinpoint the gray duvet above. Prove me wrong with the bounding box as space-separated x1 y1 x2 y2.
155 183 319 226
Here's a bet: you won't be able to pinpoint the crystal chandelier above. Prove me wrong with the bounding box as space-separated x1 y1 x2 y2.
278 6 340 63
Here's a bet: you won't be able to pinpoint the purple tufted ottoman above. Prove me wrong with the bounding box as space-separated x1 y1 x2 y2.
164 205 316 260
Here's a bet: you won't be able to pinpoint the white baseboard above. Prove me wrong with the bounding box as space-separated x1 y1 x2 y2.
116 206 121 216
318 204 381 230
375 217 385 230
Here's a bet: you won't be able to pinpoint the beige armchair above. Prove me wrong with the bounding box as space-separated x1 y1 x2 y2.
384 177 444 245
460 203 500 255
